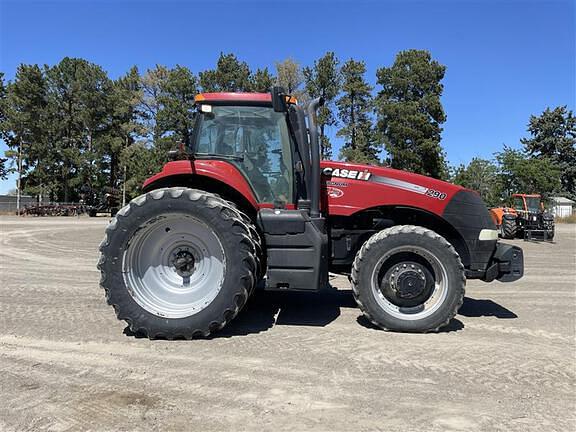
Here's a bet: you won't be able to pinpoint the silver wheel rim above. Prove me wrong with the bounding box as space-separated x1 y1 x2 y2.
370 245 448 320
122 214 226 318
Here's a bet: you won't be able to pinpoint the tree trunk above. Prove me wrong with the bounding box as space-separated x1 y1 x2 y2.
110 153 117 189
16 136 22 215
350 93 356 150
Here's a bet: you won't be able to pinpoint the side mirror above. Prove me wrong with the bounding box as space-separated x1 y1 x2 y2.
271 86 287 112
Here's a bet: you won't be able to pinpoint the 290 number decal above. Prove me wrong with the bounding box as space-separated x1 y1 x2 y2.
425 189 447 200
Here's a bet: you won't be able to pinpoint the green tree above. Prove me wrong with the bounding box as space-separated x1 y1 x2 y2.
375 49 448 179
120 142 161 199
157 65 198 147
3 64 50 201
336 59 378 164
303 52 341 159
131 65 199 197
44 57 111 201
250 67 275 92
520 106 576 199
495 146 561 200
199 53 251 92
451 158 502 206
97 66 142 197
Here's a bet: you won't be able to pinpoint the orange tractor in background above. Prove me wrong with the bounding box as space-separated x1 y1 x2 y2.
490 194 555 240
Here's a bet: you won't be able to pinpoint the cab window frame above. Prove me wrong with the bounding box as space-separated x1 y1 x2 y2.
191 104 296 205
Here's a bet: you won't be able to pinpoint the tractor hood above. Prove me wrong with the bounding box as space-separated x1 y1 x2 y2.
320 160 465 217
321 160 497 272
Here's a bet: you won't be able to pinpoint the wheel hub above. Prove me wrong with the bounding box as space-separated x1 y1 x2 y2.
395 270 425 299
381 261 435 308
172 248 196 277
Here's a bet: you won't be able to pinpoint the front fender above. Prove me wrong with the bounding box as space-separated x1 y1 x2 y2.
442 190 497 272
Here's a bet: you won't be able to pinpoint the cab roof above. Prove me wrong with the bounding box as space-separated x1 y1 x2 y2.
194 92 297 105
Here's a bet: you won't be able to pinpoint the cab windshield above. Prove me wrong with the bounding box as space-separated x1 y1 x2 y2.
195 105 294 203
525 197 541 213
513 196 541 212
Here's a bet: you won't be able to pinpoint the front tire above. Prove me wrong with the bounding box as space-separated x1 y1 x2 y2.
501 217 517 239
98 187 258 339
351 225 465 333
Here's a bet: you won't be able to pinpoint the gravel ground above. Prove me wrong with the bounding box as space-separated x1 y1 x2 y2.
0 216 574 432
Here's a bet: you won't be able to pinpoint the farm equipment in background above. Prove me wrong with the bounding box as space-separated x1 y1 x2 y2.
490 194 554 241
98 88 525 339
22 186 120 217
22 203 85 217
81 185 120 217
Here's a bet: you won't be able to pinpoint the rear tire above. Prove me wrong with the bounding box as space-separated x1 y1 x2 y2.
501 217 517 239
98 187 258 339
351 225 465 333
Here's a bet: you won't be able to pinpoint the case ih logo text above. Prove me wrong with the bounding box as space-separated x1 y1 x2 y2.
322 167 372 181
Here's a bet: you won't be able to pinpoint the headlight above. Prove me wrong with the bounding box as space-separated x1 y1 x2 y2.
533 216 537 221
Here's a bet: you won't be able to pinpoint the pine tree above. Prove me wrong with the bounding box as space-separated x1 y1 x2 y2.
157 65 198 147
303 52 341 159
4 64 50 202
336 59 378 164
250 67 275 92
199 53 251 92
44 57 111 201
96 66 143 199
375 50 448 179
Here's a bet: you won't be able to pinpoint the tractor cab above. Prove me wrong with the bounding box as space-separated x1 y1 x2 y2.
192 94 296 205
189 89 329 292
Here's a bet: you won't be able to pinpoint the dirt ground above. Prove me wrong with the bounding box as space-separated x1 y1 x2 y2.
0 216 574 432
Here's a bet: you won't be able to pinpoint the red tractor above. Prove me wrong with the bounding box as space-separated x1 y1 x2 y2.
98 88 524 338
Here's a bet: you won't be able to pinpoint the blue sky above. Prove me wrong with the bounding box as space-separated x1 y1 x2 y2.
0 0 574 193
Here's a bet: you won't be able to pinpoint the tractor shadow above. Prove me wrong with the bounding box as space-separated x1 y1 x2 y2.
458 297 518 319
212 285 357 338
124 292 517 339
216 291 517 338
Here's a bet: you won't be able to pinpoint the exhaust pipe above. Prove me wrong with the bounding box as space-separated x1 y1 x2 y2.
307 97 324 218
